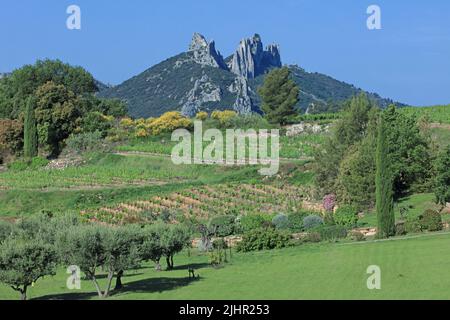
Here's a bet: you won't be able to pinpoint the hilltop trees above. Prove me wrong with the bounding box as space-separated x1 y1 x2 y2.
0 59 127 159
258 67 299 125
375 115 395 238
23 97 38 158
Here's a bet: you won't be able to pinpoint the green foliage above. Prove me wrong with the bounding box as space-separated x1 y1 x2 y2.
0 119 23 159
314 94 377 195
81 112 113 136
314 225 348 242
0 238 57 300
405 217 422 234
23 97 38 158
302 215 324 230
434 145 450 206
34 81 81 156
159 224 191 270
238 214 273 234
65 131 107 154
383 105 433 196
419 209 443 232
0 59 97 119
272 214 290 230
258 67 299 125
236 227 291 252
287 212 308 232
208 215 236 237
334 205 358 228
7 156 49 171
376 114 395 238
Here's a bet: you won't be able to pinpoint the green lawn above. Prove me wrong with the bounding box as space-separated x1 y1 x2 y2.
2 232 450 300
358 193 442 227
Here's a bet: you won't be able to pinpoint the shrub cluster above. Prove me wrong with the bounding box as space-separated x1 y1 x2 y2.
236 227 291 252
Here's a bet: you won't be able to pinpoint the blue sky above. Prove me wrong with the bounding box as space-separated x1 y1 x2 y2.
1 0 449 106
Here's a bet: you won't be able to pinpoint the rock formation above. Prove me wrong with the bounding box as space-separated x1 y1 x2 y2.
181 74 222 117
229 34 282 79
188 33 227 70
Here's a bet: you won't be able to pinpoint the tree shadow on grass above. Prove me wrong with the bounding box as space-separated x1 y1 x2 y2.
111 276 202 297
33 276 202 300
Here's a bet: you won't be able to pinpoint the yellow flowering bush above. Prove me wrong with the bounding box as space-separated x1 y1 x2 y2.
196 111 208 121
120 117 134 128
211 110 237 125
148 111 193 135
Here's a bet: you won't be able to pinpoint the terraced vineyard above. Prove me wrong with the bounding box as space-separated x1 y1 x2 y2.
81 183 322 225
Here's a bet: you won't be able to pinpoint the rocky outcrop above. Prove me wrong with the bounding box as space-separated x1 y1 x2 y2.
229 34 282 78
188 33 227 70
181 74 222 117
229 77 253 114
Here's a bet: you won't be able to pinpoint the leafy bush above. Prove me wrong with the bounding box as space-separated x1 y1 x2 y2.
149 111 193 135
238 214 273 234
81 112 112 136
208 215 236 237
334 205 358 228
65 131 106 154
211 110 237 127
227 113 271 130
236 228 291 252
287 212 308 232
405 217 422 234
419 210 443 232
315 225 347 241
303 215 324 230
272 214 289 230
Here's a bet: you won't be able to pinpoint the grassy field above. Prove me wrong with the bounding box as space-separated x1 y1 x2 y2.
1 232 450 300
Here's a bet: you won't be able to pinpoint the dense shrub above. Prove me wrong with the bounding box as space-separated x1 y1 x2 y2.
287 212 308 232
405 217 422 234
81 112 113 136
334 205 358 228
211 110 237 127
236 228 291 252
65 131 107 154
149 111 192 135
272 214 289 230
303 215 324 230
315 225 348 241
238 214 272 234
0 119 23 158
419 210 443 232
208 215 236 237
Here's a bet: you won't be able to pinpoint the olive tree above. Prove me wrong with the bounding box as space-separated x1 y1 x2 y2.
0 239 57 300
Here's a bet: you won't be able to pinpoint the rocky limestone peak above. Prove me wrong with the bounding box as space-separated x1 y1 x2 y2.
229 34 282 79
188 33 227 70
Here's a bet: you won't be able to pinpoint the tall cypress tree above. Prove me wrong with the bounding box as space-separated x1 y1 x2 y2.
23 97 38 159
375 114 395 238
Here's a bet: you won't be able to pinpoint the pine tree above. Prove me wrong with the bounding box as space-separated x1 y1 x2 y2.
258 67 299 125
375 114 395 238
23 97 38 159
